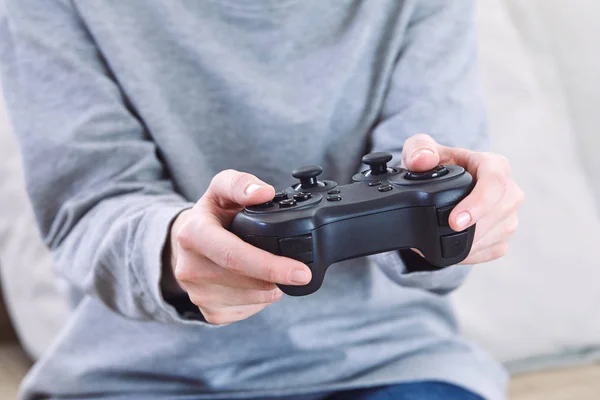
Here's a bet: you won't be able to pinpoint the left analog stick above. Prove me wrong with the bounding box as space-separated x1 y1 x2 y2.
292 165 323 189
362 152 393 176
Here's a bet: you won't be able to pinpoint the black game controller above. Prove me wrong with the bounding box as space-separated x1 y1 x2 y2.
230 152 475 296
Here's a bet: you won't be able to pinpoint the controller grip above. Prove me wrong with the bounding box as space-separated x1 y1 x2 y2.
242 206 475 297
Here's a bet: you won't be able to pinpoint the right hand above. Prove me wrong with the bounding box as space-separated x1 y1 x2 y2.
167 170 312 325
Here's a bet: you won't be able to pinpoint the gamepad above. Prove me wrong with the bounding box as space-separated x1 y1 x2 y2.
230 152 475 296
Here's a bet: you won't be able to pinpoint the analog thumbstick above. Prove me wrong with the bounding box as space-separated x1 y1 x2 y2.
362 152 393 175
292 165 323 189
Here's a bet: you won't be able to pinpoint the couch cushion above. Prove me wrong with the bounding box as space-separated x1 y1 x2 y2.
505 0 600 207
451 0 600 372
0 342 30 399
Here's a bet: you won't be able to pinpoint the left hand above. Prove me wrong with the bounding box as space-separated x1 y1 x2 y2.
401 134 524 264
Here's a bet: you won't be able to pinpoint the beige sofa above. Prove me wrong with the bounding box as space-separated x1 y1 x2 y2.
0 293 31 399
1 0 600 399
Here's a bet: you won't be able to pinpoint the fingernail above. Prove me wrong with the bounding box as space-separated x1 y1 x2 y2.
289 269 310 284
410 148 435 161
455 211 472 229
245 183 263 196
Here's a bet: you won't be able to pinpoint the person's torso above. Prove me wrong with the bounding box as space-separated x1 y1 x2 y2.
22 2 505 398
73 0 410 196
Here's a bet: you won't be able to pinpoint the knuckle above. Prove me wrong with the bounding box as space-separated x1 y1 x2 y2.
208 169 251 205
193 227 214 254
515 185 525 206
411 136 436 150
211 169 236 186
202 310 231 325
261 289 282 304
495 154 511 173
411 133 434 143
219 246 241 273
196 267 220 283
175 221 195 250
489 171 509 192
181 261 218 284
504 217 519 236
191 290 219 309
266 265 280 284
228 171 253 193
188 292 203 307
174 261 192 283
491 243 509 260
256 279 276 291
231 305 264 320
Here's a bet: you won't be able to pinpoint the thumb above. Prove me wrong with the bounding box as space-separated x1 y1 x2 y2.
203 169 276 209
401 133 441 172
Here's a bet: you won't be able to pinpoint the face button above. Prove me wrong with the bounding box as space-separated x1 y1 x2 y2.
278 198 297 208
404 165 449 181
368 181 382 187
327 189 340 195
293 192 312 202
273 192 288 202
378 184 393 192
326 195 342 202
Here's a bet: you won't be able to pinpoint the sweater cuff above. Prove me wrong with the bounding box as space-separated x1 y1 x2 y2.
135 202 210 324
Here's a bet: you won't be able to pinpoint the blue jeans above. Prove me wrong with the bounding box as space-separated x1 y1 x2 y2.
327 381 484 400
259 381 484 400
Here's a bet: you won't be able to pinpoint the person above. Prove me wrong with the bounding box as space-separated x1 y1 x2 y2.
0 0 524 399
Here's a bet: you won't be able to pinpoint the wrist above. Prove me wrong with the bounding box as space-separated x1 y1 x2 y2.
161 208 191 298
169 209 190 268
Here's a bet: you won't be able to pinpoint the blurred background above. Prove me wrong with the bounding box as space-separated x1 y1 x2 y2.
1 0 599 399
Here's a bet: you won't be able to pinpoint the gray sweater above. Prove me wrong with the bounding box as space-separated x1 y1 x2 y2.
0 0 507 399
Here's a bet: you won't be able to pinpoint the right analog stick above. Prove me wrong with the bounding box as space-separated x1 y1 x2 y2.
404 165 449 181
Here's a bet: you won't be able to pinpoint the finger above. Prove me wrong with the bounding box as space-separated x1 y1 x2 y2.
449 154 511 231
175 252 277 291
469 180 524 242
411 248 424 257
179 217 312 285
401 133 441 172
470 215 519 254
189 284 283 308
202 169 276 210
200 303 271 325
471 201 517 244
460 242 509 265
